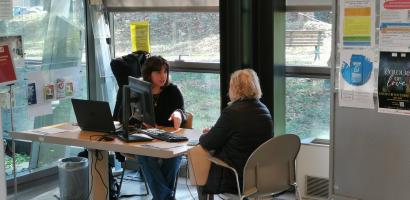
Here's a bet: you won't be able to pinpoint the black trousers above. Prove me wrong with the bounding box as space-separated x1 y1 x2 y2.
197 186 214 200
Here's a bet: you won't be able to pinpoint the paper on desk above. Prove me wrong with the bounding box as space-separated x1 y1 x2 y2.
31 127 66 135
141 142 185 150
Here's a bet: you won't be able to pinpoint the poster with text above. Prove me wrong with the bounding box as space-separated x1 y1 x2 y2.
27 82 37 105
380 0 410 52
340 0 375 47
0 36 24 67
44 84 55 101
339 49 376 108
378 52 410 115
0 0 12 20
55 79 65 99
0 45 16 85
65 81 74 96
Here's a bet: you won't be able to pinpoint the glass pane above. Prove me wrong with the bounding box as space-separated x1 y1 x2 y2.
286 78 331 139
170 72 220 129
0 0 87 178
113 12 220 63
286 11 332 67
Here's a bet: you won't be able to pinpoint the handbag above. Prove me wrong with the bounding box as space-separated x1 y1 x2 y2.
187 145 211 186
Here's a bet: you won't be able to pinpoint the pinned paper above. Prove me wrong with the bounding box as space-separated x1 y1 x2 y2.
130 21 151 52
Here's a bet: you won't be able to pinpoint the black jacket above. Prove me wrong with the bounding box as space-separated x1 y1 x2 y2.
199 99 273 194
154 83 186 127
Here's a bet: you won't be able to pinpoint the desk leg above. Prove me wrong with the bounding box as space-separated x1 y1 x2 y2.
88 149 109 200
12 139 17 200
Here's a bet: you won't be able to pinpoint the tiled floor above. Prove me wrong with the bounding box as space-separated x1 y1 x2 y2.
7 170 295 200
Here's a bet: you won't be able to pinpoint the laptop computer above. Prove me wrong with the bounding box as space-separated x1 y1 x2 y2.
71 98 152 142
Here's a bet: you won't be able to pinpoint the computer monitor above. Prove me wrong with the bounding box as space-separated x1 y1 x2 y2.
122 76 156 138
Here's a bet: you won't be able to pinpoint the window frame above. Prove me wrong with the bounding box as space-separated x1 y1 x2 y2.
284 5 334 142
284 6 333 78
107 5 334 140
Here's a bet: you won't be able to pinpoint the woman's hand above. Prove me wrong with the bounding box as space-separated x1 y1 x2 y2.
202 127 211 134
168 111 182 129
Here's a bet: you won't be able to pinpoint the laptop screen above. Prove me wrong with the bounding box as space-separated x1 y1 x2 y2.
71 98 116 133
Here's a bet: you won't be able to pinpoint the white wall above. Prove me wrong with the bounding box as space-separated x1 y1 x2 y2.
0 111 6 199
296 143 329 199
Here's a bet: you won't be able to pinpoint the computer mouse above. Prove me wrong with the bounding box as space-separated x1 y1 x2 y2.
98 136 114 142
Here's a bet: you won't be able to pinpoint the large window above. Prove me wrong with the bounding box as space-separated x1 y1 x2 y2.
286 11 332 67
112 11 220 129
286 78 331 139
113 12 219 63
170 72 220 129
285 11 333 140
1 0 87 178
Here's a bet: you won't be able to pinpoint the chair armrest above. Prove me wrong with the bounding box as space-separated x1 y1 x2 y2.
243 187 258 197
208 156 242 198
208 156 237 174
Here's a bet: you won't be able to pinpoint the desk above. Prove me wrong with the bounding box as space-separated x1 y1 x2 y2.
10 123 201 200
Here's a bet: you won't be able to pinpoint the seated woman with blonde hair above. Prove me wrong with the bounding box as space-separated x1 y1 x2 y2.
198 68 273 199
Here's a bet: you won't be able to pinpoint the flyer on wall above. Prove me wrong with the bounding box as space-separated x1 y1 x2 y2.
0 36 24 67
0 44 17 86
378 52 410 115
340 0 375 47
380 0 410 52
0 0 12 20
338 49 376 109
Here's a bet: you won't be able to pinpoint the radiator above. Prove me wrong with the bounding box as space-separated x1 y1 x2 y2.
305 175 329 199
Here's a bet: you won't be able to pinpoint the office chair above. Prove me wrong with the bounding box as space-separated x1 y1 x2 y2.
116 157 149 198
112 51 151 198
172 112 194 197
208 134 301 200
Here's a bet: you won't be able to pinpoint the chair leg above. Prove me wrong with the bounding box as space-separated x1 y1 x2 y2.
117 162 149 197
197 186 214 200
294 184 300 200
116 164 125 197
139 166 150 196
172 168 180 198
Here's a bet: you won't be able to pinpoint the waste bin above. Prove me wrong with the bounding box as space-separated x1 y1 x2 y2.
58 157 89 200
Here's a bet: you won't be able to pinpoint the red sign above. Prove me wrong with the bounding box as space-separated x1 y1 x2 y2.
384 0 410 9
0 44 16 85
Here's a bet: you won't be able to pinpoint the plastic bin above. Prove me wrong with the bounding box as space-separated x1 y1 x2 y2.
58 157 89 200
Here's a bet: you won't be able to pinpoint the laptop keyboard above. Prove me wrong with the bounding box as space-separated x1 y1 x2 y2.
140 128 188 142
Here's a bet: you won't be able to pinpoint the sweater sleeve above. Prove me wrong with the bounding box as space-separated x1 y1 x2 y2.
167 84 187 124
199 108 232 152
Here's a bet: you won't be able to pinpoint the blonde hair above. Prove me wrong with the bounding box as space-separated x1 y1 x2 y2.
228 68 262 102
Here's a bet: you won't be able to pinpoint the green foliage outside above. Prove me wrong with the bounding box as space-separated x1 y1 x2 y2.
5 153 30 174
171 72 220 130
286 78 331 139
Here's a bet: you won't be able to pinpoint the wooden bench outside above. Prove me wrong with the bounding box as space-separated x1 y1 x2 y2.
286 30 324 61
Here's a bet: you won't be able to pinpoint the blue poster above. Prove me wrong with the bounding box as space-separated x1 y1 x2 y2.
341 54 373 86
339 49 375 109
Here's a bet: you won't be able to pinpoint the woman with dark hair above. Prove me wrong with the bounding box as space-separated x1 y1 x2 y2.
137 55 186 200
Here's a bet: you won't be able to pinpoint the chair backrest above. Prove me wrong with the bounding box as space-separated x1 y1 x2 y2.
182 112 193 129
242 134 301 197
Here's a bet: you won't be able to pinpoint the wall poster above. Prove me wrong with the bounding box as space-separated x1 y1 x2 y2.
0 44 16 85
339 49 376 108
380 0 410 52
340 0 376 47
0 36 24 67
378 52 410 115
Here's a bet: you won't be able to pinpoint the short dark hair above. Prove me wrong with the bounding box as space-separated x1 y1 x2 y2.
141 55 170 86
